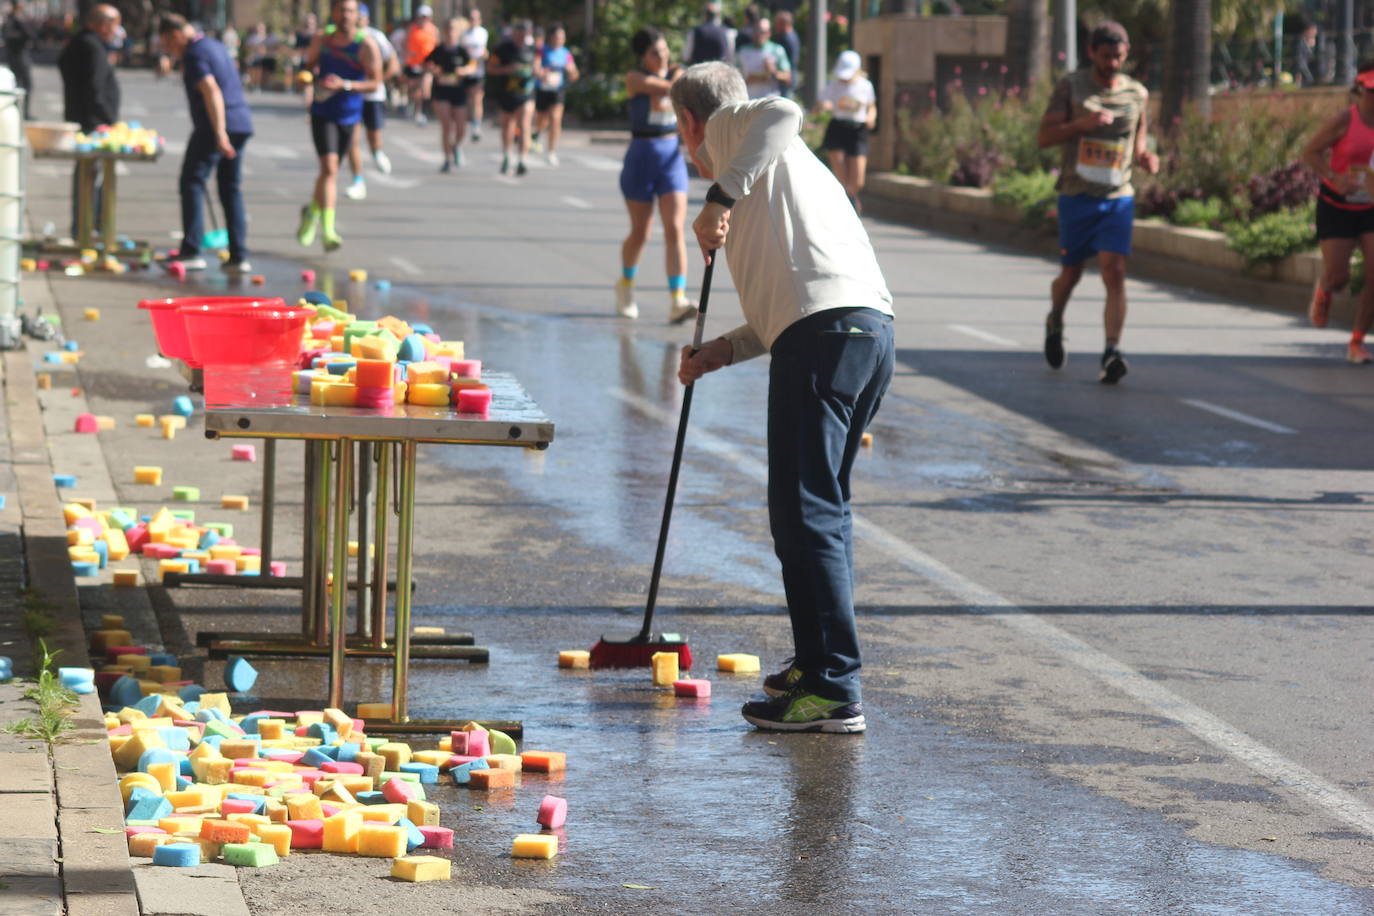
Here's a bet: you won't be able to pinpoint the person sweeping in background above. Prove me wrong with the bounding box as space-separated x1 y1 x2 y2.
671 61 893 733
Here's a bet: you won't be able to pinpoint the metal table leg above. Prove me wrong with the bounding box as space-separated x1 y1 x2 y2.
391 440 417 722
101 156 117 254
76 159 95 251
328 438 353 709
261 439 277 576
353 440 372 638
370 442 392 650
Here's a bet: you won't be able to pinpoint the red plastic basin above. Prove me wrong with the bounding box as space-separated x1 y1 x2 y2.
139 297 286 367
180 303 311 408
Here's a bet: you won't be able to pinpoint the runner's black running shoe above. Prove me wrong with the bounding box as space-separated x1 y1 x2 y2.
1044 315 1065 369
1100 347 1128 384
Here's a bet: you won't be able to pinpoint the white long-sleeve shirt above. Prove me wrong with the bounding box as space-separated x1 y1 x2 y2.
698 97 893 362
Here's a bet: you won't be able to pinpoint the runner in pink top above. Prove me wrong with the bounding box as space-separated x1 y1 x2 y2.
1301 64 1374 363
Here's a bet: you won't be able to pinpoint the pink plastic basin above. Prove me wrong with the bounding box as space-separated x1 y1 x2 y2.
180 303 311 408
139 297 286 367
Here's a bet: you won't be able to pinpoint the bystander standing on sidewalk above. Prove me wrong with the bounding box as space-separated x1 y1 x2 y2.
159 14 253 275
773 11 800 98
684 1 732 65
4 0 38 119
1037 21 1157 385
735 18 790 100
57 3 120 239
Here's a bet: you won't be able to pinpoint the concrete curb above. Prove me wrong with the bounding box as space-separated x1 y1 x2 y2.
4 269 141 916
863 173 1333 320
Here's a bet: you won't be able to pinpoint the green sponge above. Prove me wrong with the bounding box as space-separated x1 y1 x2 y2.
222 842 279 867
488 728 517 756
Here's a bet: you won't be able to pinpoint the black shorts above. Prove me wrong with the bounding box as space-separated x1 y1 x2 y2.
498 93 532 113
822 119 869 157
250 55 277 71
361 100 385 132
1316 195 1374 240
460 74 484 91
403 64 425 79
433 84 467 106
534 89 565 112
310 115 357 157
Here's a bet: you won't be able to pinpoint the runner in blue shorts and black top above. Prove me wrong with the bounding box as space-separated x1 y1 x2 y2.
1037 21 1158 384
298 0 381 252
616 26 697 324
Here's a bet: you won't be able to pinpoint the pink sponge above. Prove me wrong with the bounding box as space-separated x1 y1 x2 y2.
167 261 187 280
74 413 99 433
301 269 316 285
286 819 323 848
230 444 257 462
673 678 712 698
456 388 491 417
220 797 259 816
418 825 454 849
381 776 418 804
537 795 567 829
206 559 236 575
450 359 482 380
320 761 364 775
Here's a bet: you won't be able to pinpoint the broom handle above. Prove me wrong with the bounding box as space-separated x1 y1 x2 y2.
639 252 716 640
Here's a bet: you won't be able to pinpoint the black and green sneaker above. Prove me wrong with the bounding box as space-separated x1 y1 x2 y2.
762 658 803 697
742 687 866 733
1099 347 1129 384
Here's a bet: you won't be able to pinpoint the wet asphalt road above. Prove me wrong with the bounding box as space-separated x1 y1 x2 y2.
24 68 1374 912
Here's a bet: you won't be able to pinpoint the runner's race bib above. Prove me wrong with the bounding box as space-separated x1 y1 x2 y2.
1077 136 1127 187
648 95 675 127
1349 156 1374 204
837 95 862 113
540 70 561 90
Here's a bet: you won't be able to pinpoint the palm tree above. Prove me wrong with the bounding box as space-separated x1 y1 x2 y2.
1161 0 1210 126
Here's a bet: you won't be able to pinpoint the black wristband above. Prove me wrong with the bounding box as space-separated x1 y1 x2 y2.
705 182 736 209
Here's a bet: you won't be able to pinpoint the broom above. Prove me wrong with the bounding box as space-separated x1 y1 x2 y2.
588 252 719 669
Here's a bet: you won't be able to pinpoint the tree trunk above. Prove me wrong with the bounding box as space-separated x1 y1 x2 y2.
1162 0 1212 127
1005 0 1049 91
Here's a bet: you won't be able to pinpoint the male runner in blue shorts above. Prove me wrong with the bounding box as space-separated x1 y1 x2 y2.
1037 21 1158 384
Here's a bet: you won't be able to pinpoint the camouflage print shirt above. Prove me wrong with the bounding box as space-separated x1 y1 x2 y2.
1047 69 1148 198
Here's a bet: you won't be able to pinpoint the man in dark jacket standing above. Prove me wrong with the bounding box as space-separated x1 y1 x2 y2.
3 1 39 119
57 4 121 237
684 1 732 66
159 14 254 274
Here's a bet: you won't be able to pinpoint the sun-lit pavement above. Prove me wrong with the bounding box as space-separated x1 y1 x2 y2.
18 65 1374 912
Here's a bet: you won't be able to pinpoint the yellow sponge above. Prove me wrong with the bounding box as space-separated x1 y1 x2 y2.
133 466 163 485
221 495 250 510
254 823 292 856
717 653 761 673
511 834 558 859
135 414 155 427
356 824 407 857
558 650 590 669
321 811 363 853
391 855 451 882
651 651 679 686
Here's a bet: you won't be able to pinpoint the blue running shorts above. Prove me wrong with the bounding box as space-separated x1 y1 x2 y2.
1057 194 1135 266
619 135 689 202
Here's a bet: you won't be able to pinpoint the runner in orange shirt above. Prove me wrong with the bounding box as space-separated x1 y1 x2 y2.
403 5 438 124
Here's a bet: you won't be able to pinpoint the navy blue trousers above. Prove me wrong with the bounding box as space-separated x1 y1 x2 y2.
178 130 251 262
767 306 894 704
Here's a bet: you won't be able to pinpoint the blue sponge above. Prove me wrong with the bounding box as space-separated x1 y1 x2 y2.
224 656 258 692
397 334 426 363
58 667 94 689
399 762 439 784
301 747 335 768
53 474 77 488
43 351 63 363
71 561 98 577
396 816 424 852
198 529 220 549
125 785 158 813
306 722 337 744
155 727 191 752
355 790 387 805
126 794 173 823
172 395 194 417
148 653 177 667
335 742 361 762
64 339 79 352
449 757 489 785
410 322 433 335
374 279 391 291
70 681 94 694
302 291 332 306
152 843 201 867
138 747 179 772
110 676 143 709
91 540 108 568
179 684 207 703
133 693 163 716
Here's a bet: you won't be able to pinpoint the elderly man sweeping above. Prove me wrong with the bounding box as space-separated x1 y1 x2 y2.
671 62 894 733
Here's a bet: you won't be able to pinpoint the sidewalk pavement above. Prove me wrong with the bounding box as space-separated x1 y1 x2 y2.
1 250 264 913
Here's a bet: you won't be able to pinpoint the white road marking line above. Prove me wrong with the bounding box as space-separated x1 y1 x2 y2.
388 135 442 164
568 153 621 172
1181 398 1296 435
948 323 1018 347
273 187 291 198
253 143 301 160
367 173 421 190
562 195 593 210
609 384 1374 838
388 256 422 277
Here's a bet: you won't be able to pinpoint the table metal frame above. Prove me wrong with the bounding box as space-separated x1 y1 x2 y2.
33 148 160 257
205 373 553 729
